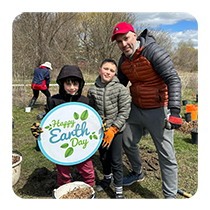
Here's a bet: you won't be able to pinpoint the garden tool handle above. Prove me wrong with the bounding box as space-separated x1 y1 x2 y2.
177 189 192 198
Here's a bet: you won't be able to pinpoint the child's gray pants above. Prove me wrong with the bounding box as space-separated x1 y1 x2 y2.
122 103 178 198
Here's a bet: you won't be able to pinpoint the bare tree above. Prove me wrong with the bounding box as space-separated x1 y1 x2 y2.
13 12 78 80
171 39 198 72
13 12 197 83
135 24 174 54
75 12 136 73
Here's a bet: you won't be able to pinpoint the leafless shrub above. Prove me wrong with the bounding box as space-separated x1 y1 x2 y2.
180 73 198 92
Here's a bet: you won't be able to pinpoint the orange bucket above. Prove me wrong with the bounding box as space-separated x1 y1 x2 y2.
186 104 198 121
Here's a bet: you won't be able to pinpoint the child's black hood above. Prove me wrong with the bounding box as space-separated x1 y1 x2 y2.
56 65 85 101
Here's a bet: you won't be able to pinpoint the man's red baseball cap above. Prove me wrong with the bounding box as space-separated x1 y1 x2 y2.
111 22 135 42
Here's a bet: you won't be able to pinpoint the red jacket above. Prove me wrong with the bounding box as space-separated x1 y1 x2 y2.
120 47 168 109
31 66 50 90
118 29 181 110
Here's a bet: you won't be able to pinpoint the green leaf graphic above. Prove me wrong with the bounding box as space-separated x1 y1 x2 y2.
60 143 69 148
74 112 79 120
93 135 98 139
65 147 74 158
81 110 88 121
45 126 49 129
89 135 92 140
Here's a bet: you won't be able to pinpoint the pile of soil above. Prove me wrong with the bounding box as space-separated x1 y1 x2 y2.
60 187 93 199
27 167 58 195
178 120 198 134
12 155 20 165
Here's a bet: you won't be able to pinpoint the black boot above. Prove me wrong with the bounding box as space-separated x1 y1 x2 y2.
96 176 113 192
29 97 37 109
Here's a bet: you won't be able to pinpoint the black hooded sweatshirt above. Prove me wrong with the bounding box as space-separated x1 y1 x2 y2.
45 65 88 113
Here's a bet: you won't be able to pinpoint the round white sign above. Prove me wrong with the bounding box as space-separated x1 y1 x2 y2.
38 102 103 165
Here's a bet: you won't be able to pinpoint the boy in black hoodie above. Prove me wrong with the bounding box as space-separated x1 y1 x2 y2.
31 65 95 187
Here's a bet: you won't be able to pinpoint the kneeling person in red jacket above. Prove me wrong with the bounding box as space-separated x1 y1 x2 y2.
29 61 52 109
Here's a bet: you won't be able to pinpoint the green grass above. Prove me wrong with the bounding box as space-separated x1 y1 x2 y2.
12 83 198 199
12 105 198 199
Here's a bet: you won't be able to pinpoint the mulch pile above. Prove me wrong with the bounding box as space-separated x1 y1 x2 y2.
12 155 20 165
60 187 93 199
178 120 198 134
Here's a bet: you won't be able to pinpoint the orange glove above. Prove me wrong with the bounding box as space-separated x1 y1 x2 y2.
102 127 119 149
31 122 43 138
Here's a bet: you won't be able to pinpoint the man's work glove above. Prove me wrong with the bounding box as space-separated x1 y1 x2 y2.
31 122 43 138
102 126 119 150
163 108 182 130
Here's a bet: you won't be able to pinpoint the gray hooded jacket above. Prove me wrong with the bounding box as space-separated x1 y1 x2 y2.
87 75 131 132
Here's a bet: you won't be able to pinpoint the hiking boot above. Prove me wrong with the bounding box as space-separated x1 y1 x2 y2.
96 176 113 192
123 171 144 186
29 97 37 109
115 193 125 199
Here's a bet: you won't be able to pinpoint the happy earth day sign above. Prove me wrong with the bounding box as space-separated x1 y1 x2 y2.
38 102 103 165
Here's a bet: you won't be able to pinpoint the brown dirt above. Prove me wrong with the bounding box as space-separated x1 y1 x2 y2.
12 155 20 165
59 187 93 199
37 105 46 111
25 167 58 196
16 119 197 198
178 120 198 134
122 145 161 180
121 120 198 180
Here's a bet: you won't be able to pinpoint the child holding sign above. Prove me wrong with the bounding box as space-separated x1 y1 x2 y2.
31 65 95 187
87 59 131 198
